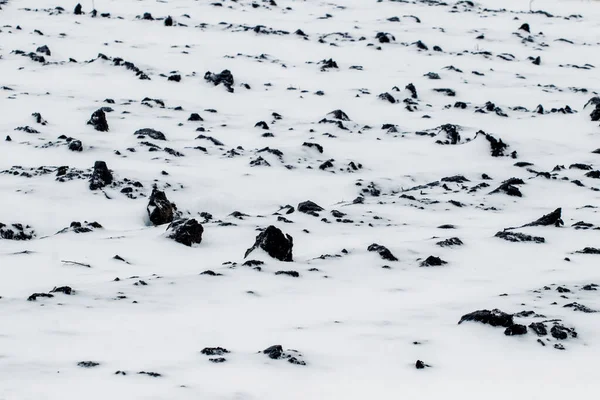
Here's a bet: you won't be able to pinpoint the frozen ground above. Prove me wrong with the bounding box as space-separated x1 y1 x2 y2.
1 0 599 398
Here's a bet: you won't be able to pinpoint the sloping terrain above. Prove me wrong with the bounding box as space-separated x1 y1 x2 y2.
1 0 600 398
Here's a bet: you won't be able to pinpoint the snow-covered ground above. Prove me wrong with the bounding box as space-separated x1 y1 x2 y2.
1 0 599 398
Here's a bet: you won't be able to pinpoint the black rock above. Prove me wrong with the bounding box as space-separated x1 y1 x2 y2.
519 23 530 33
138 371 162 377
0 223 35 240
147 188 175 225
201 347 230 356
168 74 181 82
244 226 293 262
142 12 153 20
523 208 564 228
433 88 456 97
204 70 234 92
36 45 51 56
564 302 596 313
420 256 447 267
87 109 109 132
458 309 514 327
50 286 73 295
576 247 600 254
255 121 269 129
436 237 463 247
68 140 83 152
89 161 113 190
275 270 300 277
77 361 100 368
302 142 324 153
263 345 283 359
74 3 82 14
550 324 577 340
441 175 469 183
528 322 548 336
378 92 396 104
495 231 545 243
367 244 398 261
414 40 428 50
209 358 226 363
327 109 350 121
483 133 509 157
415 360 429 369
406 83 418 99
585 170 600 179
298 200 324 216
164 16 173 26
188 113 203 122
135 128 166 141
27 293 54 301
504 324 527 336
166 218 204 246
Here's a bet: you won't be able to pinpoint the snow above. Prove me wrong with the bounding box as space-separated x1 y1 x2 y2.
1 0 600 398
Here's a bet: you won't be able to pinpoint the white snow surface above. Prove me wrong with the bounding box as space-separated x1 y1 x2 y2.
1 0 600 398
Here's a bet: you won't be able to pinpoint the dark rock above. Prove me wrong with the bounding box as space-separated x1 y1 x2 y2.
147 189 175 225
433 88 456 97
50 286 73 295
504 324 527 336
378 92 396 103
523 208 564 228
188 113 203 122
36 45 51 56
529 322 548 336
168 74 181 82
327 109 350 121
27 293 54 301
263 345 283 359
89 161 113 190
458 309 514 327
551 325 577 340
576 247 600 254
138 371 162 377
483 133 509 157
87 109 109 132
201 347 230 356
415 360 430 369
585 170 600 179
166 218 203 246
135 128 166 141
244 226 293 262
495 231 545 243
74 3 82 14
519 23 530 33
298 200 324 216
209 357 226 363
142 12 154 20
275 270 300 277
420 256 447 267
204 70 234 92
0 223 35 240
564 302 596 313
68 140 83 152
367 244 398 261
441 175 469 183
302 142 323 153
425 72 440 80
405 83 418 99
255 121 269 129
436 237 463 247
77 361 100 368
164 16 173 26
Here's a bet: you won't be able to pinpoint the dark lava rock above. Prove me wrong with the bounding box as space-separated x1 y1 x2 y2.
0 223 35 240
204 70 234 92
74 3 82 14
298 200 324 216
87 109 109 132
209 357 226 363
135 128 166 141
523 208 564 228
68 140 83 152
433 88 456 97
327 109 350 121
89 161 113 190
551 324 577 340
519 23 530 33
164 16 173 26
147 188 175 225
458 309 514 327
441 175 469 183
201 347 230 356
576 247 600 254
77 361 100 368
490 178 524 197
263 345 283 359
378 92 396 103
529 322 548 336
188 113 203 122
564 302 596 313
436 237 463 247
495 231 545 243
420 256 447 267
27 293 54 301
166 218 203 246
244 226 293 262
255 121 269 129
50 286 73 295
302 142 324 153
275 270 300 277
367 244 398 261
438 124 460 144
483 133 509 157
168 74 181 82
406 83 418 99
36 45 51 56
585 170 600 179
138 371 162 377
504 324 527 336
415 360 430 369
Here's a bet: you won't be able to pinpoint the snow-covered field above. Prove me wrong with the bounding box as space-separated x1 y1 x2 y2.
1 0 599 398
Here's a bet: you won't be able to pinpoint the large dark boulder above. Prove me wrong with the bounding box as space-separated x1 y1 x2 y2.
89 161 112 190
298 200 324 216
166 218 203 246
87 109 109 132
135 128 166 141
245 226 293 261
147 188 175 225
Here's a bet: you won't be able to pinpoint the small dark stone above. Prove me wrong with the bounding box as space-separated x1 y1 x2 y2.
50 286 73 295
188 113 203 122
201 347 230 356
576 247 600 255
415 360 428 369
298 200 324 216
77 361 100 368
263 345 283 359
204 70 234 92
209 357 226 363
436 237 463 247
74 4 82 15
275 270 300 277
27 293 54 301
168 74 181 82
495 231 545 243
519 23 531 33
378 92 396 103
36 45 51 56
529 322 548 336
68 140 83 152
135 128 166 141
164 16 173 26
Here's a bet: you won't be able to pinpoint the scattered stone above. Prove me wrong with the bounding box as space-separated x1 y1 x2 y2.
77 361 100 368
504 324 527 336
204 70 234 92
528 322 548 336
147 189 175 225
420 256 447 267
367 244 398 261
436 237 463 247
495 231 545 243
458 309 514 327
298 200 324 216
201 347 230 356
89 161 113 190
0 223 35 240
135 128 166 141
87 109 109 132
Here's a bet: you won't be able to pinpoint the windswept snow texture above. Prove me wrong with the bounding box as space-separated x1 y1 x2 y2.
1 0 600 398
